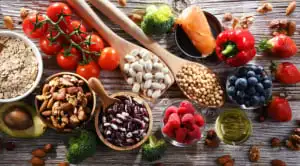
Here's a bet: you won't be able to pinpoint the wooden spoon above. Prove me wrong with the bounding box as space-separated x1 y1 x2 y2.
67 0 175 101
88 77 119 110
88 0 225 108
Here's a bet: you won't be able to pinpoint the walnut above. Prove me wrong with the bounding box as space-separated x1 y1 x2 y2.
257 3 273 14
294 128 300 136
240 15 254 29
217 155 234 165
70 114 80 126
271 137 281 147
223 13 233 21
249 146 260 162
285 134 300 151
20 8 30 20
3 16 14 30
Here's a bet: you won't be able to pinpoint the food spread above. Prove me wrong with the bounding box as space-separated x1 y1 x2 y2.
0 0 299 165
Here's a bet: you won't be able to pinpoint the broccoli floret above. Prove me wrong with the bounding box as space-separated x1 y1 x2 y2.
66 130 97 164
141 5 175 35
142 135 167 162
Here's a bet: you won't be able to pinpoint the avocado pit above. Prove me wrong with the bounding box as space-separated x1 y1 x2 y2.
3 106 33 130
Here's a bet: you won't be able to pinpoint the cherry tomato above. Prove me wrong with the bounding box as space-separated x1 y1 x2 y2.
76 61 100 80
46 2 72 29
98 47 120 70
39 31 63 55
22 14 48 38
67 20 87 43
85 34 105 53
56 48 81 70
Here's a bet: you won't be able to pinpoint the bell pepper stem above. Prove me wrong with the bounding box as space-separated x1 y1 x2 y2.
222 44 235 56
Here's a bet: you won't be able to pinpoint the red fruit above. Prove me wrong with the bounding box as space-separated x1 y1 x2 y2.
167 113 180 129
175 127 188 143
163 106 178 124
162 123 175 138
181 113 195 124
188 124 201 140
179 100 195 114
259 34 298 58
268 96 292 122
194 114 205 127
271 62 300 84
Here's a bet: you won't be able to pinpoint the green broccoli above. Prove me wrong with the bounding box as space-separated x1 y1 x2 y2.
66 130 97 164
142 135 167 162
141 5 175 35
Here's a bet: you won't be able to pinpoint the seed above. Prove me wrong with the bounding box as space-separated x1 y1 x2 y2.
132 83 141 93
144 79 152 89
162 67 169 73
151 82 162 89
152 90 161 99
141 51 151 61
111 123 118 130
153 62 163 71
147 89 153 97
164 74 172 85
125 54 135 62
155 72 165 80
128 68 136 77
124 63 130 73
135 72 143 83
132 63 143 72
126 132 133 138
126 77 134 85
144 61 153 72
143 73 153 80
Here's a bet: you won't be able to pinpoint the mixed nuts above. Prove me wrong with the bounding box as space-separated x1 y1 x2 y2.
124 49 173 99
36 74 94 131
99 95 150 147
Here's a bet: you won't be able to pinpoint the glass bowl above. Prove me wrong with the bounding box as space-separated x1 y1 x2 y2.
215 109 253 145
160 100 205 147
226 64 273 110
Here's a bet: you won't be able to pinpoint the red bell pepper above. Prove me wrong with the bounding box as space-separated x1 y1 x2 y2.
216 29 256 67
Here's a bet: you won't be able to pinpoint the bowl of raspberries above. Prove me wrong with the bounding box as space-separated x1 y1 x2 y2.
161 100 205 147
226 64 273 109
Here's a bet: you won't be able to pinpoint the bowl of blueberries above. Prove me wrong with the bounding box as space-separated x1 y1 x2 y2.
226 64 272 109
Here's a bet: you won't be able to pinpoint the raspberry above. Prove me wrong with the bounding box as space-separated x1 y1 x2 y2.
181 113 195 124
163 106 178 124
179 100 195 114
162 123 175 138
168 113 180 129
194 114 205 127
175 127 188 143
188 124 201 139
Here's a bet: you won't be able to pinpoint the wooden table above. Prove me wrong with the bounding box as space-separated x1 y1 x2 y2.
0 0 299 165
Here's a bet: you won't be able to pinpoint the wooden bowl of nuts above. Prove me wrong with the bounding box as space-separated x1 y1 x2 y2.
35 72 96 132
95 91 153 151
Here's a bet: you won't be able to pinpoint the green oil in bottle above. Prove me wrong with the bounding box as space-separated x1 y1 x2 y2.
215 109 252 145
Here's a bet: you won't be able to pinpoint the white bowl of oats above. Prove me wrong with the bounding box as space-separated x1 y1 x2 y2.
0 31 43 103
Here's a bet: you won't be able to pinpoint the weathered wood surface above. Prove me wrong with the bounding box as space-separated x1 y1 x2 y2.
0 0 300 165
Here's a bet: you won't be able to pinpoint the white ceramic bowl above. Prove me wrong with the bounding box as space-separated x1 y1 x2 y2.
0 31 43 103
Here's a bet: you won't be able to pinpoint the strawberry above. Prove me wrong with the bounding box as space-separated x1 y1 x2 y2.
194 114 205 127
181 113 195 124
167 113 181 128
162 123 175 138
188 124 201 139
259 34 298 58
268 96 292 122
163 106 178 124
175 127 188 143
271 62 300 84
179 100 196 114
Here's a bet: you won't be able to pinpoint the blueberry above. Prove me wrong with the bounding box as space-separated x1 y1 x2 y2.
248 77 258 86
238 67 248 77
246 87 256 95
262 75 270 81
249 65 257 72
227 86 236 96
263 79 272 89
228 75 237 85
251 96 260 106
237 90 246 98
264 88 272 98
245 101 251 107
255 83 264 93
235 78 248 90
244 94 250 101
255 66 264 74
255 74 263 82
236 98 245 105
259 96 266 104
246 71 256 78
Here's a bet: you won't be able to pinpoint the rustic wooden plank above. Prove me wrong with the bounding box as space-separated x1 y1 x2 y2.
0 0 300 165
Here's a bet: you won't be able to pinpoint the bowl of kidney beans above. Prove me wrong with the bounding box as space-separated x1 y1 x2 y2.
226 64 272 109
95 92 153 151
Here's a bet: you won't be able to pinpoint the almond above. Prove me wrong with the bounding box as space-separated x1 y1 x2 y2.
43 144 53 153
271 159 286 166
58 162 69 166
32 148 46 158
3 16 14 30
287 21 296 36
118 0 127 7
30 157 45 166
286 1 296 16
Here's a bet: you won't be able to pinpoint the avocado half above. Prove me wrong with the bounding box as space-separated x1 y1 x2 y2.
0 102 47 138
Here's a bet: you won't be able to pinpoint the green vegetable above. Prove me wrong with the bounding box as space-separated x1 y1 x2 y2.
142 135 167 162
141 5 175 35
66 130 98 164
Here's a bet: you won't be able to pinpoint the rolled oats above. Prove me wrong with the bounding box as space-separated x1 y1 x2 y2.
0 36 38 99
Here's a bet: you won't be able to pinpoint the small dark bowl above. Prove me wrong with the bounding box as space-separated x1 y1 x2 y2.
175 11 222 62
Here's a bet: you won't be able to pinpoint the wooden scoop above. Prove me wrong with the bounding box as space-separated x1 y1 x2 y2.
88 77 119 110
67 0 175 101
88 0 225 108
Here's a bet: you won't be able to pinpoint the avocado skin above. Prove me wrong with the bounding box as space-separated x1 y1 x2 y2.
0 102 47 138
